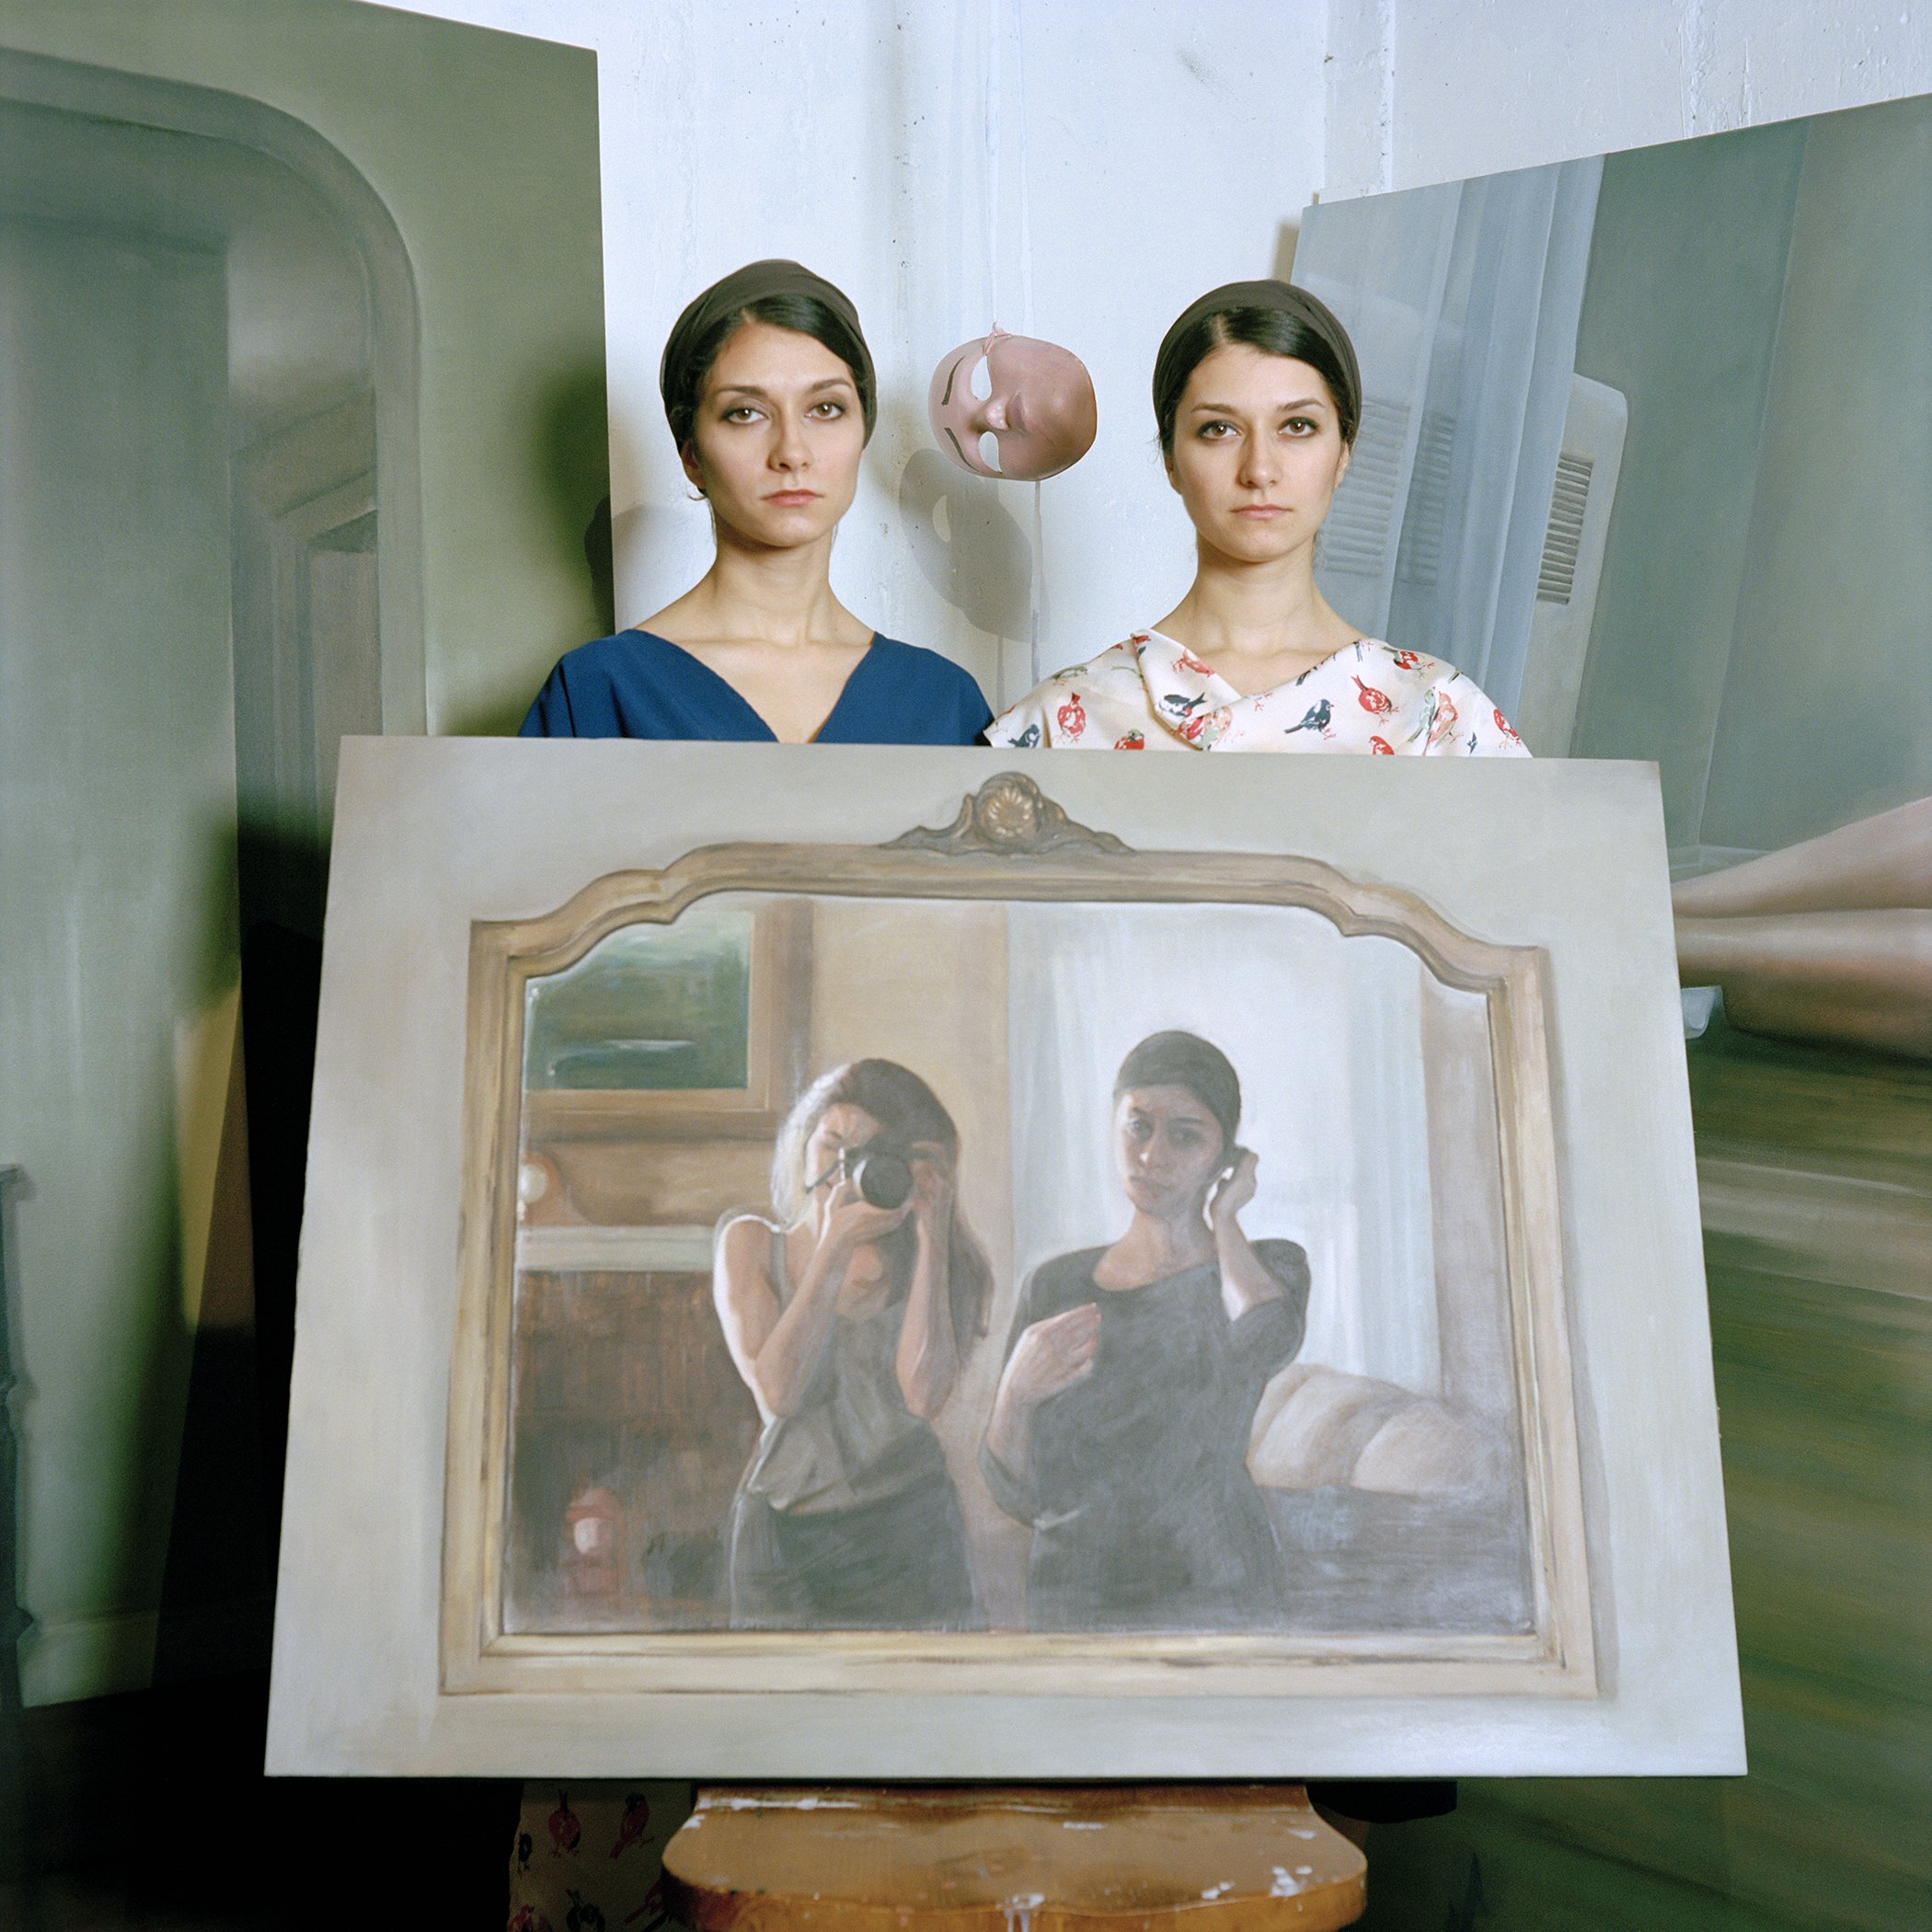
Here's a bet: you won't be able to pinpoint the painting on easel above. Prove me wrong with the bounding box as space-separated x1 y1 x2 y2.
271 741 1741 1777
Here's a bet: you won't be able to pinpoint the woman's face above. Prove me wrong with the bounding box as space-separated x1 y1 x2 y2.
927 328 1098 480
685 320 866 547
1112 1085 1227 1218
1166 343 1350 565
804 1102 885 1205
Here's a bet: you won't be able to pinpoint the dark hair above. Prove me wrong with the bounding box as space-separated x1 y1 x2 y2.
773 1058 993 1344
1153 289 1362 459
1113 1030 1241 1152
663 292 877 454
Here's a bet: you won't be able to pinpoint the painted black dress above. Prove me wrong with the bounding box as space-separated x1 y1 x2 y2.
980 1240 1308 1631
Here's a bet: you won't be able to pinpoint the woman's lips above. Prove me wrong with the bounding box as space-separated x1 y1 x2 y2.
1234 503 1287 518
765 489 821 506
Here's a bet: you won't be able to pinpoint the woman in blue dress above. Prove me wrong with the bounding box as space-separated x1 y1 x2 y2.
521 258 991 744
508 262 989 1931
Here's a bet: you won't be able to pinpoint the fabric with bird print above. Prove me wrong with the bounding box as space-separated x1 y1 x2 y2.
985 630 1529 757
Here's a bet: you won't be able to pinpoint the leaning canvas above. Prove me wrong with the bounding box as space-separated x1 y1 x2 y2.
266 739 1742 1777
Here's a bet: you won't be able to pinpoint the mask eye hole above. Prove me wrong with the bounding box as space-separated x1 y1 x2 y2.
969 355 993 401
977 431 1003 472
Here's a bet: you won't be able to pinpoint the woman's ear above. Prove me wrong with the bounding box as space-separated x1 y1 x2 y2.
679 442 707 500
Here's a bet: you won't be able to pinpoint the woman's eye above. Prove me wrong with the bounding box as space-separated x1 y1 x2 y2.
1283 418 1316 436
722 406 760 423
1198 421 1236 440
808 399 845 419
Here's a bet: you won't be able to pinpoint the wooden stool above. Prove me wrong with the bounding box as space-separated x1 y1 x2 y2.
662 1784 1365 1930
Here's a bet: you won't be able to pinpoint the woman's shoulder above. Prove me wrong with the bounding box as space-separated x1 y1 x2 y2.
853 636 994 742
984 637 1147 748
1024 1247 1108 1303
1340 641 1531 758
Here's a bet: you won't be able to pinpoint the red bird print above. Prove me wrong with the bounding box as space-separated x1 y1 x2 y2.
1493 707 1523 743
1369 735 1394 755
1056 694 1087 738
626 1880 672 1928
1352 675 1393 715
611 1793 653 1860
548 1791 581 1856
509 1910 553 1932
1175 650 1213 677
1430 689 1460 742
1113 730 1145 749
1392 650 1420 671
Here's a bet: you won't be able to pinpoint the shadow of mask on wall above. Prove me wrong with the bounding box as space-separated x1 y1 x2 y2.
897 446 1034 641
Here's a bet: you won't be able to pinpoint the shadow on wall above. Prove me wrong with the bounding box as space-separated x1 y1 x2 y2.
898 447 1034 643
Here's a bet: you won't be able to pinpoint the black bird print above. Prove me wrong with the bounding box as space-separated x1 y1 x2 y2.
1284 698 1334 738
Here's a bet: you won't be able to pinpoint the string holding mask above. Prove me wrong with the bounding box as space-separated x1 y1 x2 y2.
926 326 1097 481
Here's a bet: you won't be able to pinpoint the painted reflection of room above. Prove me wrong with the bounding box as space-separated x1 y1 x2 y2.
508 890 1526 1639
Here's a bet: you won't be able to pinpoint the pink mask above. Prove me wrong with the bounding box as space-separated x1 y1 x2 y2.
926 328 1098 481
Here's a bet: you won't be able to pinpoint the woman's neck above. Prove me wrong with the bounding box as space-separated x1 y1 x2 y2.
1099 1202 1215 1287
1155 541 1361 693
650 524 868 652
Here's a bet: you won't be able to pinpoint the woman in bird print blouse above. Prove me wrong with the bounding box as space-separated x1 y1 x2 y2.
985 279 1527 758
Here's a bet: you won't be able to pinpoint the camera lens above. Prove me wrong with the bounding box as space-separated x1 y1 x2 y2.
850 1150 914 1211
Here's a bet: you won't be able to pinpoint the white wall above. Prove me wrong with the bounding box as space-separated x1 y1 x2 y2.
379 0 1326 709
1328 0 1932 196
387 0 1932 711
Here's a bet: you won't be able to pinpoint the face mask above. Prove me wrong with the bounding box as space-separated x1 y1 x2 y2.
926 328 1098 481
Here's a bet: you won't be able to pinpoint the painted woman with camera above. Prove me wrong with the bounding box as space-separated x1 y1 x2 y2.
713 1058 995 1627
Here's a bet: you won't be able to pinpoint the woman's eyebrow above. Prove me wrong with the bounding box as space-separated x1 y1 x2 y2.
713 376 855 400
940 354 967 407
1190 396 1328 414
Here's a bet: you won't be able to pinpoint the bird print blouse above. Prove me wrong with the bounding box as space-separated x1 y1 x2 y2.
985 629 1530 756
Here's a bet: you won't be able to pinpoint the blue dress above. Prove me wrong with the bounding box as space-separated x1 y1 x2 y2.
520 629 992 743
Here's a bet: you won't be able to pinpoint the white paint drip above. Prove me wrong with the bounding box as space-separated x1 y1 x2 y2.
1287 1826 1317 1839
1003 1890 1047 1932
1200 1881 1233 1900
702 1795 864 1811
1061 1821 1104 1831
1270 1867 1304 1898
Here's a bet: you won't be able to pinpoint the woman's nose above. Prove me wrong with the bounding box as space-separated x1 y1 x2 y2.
772 413 810 468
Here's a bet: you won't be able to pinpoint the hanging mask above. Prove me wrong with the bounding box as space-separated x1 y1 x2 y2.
926 327 1097 481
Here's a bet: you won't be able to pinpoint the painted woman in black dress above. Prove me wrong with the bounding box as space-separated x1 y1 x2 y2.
980 1031 1307 1631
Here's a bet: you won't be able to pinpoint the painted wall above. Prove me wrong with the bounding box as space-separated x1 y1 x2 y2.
0 0 604 1707
0 222 237 1705
1566 121 1807 848
1701 93 1932 849
1569 96 1932 857
0 0 607 736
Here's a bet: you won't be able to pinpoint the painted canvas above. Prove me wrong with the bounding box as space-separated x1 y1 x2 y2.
268 740 1739 1779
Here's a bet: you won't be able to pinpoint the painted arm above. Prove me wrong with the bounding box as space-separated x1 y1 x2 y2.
713 1188 908 1419
894 1146 960 1420
1207 1149 1286 1319
983 1302 1100 1486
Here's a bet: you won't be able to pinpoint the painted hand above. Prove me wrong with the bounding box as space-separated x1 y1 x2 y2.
1209 1146 1259 1234
1000 1302 1101 1409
